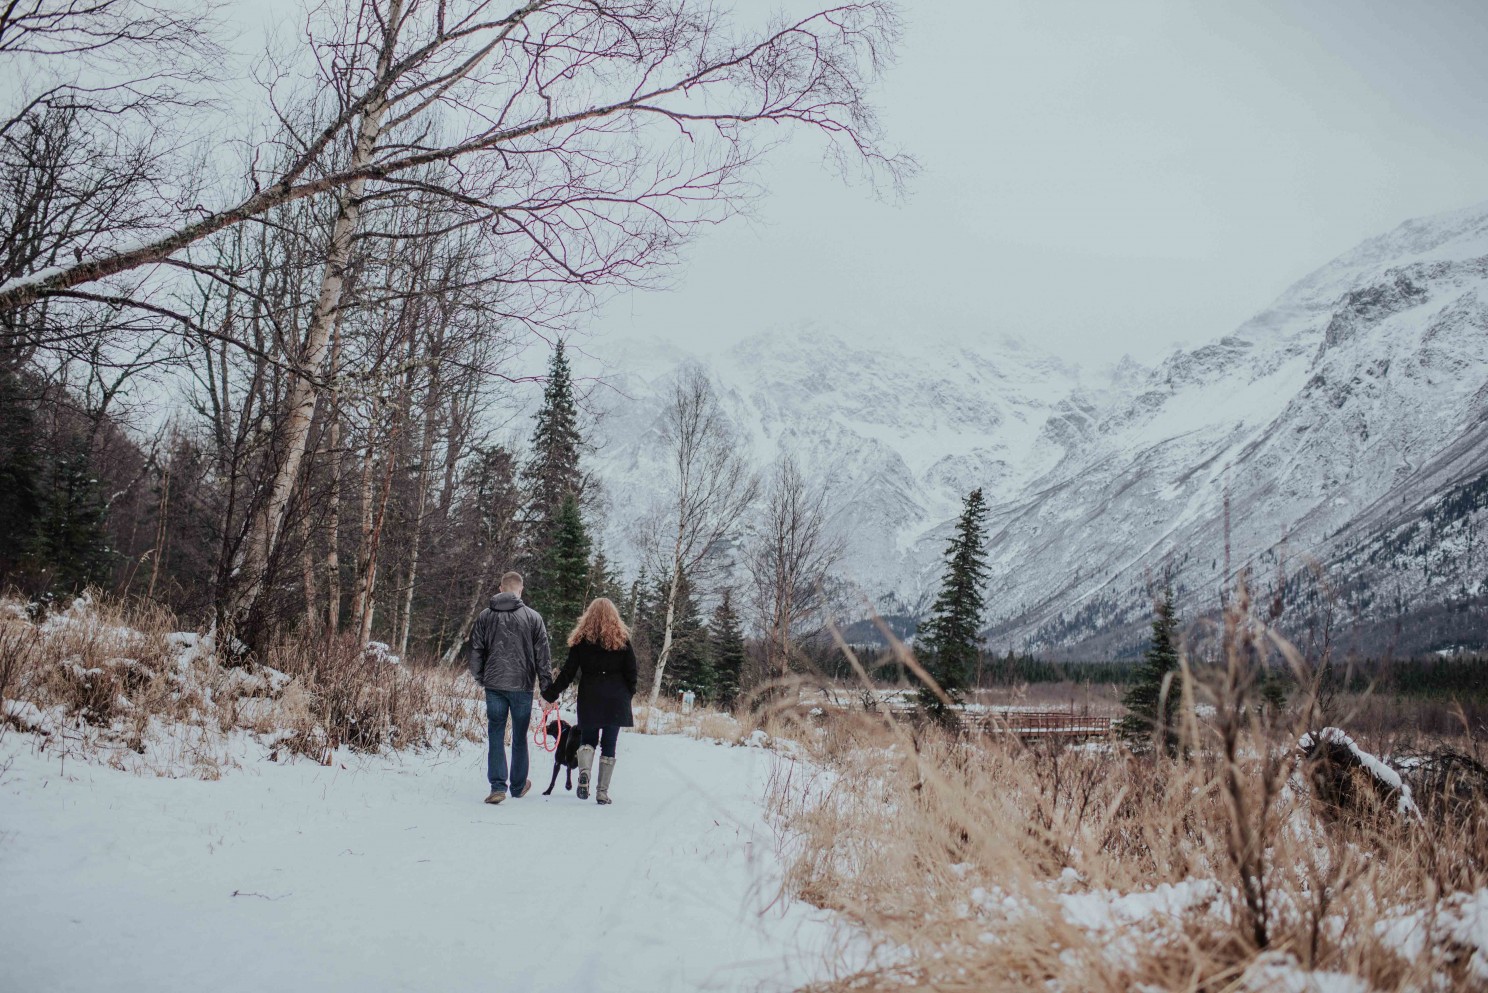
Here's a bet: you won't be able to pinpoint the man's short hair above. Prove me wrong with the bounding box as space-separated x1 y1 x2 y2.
499 571 524 592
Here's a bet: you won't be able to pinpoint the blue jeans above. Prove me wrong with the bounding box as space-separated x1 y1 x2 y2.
484 689 533 793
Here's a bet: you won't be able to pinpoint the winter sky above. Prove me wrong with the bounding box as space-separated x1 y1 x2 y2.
587 0 1488 369
17 0 1488 374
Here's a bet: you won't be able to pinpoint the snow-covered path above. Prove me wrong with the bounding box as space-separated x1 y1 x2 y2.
0 732 842 992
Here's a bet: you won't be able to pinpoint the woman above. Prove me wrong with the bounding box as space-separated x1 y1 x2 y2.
541 597 638 805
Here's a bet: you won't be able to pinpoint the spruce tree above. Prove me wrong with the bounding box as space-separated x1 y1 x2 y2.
522 340 582 586
1117 586 1182 753
629 569 658 687
529 493 591 663
586 548 628 605
660 572 709 698
918 488 991 721
709 588 747 709
36 436 112 591
625 568 647 628
0 372 42 577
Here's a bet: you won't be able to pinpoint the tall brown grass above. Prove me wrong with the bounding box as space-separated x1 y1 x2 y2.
0 590 483 772
267 635 482 761
765 585 1488 992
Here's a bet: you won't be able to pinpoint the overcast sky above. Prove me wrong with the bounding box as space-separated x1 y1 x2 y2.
585 0 1488 370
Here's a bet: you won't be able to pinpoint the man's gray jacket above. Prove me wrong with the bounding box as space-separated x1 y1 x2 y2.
468 592 554 694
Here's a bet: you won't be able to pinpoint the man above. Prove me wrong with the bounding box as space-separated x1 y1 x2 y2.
468 571 553 803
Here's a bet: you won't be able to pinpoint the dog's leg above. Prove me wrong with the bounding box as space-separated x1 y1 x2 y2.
543 759 561 796
565 766 573 791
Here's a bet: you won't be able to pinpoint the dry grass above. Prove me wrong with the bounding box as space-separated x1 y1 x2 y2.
266 635 482 761
0 590 484 774
634 697 748 744
766 588 1488 992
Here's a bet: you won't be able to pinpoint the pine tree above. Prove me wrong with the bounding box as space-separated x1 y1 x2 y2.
660 572 708 698
625 567 647 628
522 340 582 585
0 371 42 577
1117 586 1182 753
918 488 991 721
586 547 628 605
709 588 746 709
35 436 112 591
528 493 591 664
629 569 658 687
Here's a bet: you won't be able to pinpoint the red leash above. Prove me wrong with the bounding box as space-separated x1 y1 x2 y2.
533 701 563 753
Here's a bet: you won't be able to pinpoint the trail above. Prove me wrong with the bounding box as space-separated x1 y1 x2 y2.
0 731 842 992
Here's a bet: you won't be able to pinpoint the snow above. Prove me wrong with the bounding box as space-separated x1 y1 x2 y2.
364 641 401 665
1298 727 1421 818
0 731 846 993
1378 888 1488 983
1057 878 1222 933
2 698 53 733
1237 953 1376 993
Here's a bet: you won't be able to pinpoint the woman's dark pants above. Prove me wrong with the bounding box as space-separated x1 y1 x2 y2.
580 725 620 758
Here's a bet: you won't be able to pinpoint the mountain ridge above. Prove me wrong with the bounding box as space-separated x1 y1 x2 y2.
580 201 1488 655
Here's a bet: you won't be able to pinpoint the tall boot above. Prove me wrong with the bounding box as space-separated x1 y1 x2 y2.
595 756 616 805
575 744 595 800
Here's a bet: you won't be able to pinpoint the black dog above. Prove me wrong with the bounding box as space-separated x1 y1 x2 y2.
542 719 582 795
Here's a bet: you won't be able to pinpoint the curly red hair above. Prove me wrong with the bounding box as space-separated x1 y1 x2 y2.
567 597 631 651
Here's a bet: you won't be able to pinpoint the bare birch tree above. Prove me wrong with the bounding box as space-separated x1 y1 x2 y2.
745 451 843 679
640 365 756 719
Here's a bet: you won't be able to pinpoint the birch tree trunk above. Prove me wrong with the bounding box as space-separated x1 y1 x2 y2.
356 440 402 647
350 438 377 631
325 407 343 631
397 376 439 657
644 557 683 721
299 505 319 633
228 3 398 633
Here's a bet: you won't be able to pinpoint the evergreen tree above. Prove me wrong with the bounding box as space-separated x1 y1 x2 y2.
528 493 591 663
586 547 628 605
708 588 746 709
0 372 42 577
629 569 658 685
918 488 990 721
35 436 112 591
625 567 648 628
1117 586 1182 753
660 572 709 698
522 340 582 585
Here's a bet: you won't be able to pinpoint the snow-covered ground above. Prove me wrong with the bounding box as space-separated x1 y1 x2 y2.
0 731 844 993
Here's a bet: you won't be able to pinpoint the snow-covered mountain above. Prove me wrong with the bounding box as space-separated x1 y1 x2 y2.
582 326 1085 610
582 202 1488 655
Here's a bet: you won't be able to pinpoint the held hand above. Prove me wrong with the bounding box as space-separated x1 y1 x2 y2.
541 686 558 704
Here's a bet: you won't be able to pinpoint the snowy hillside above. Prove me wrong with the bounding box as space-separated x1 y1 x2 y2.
986 201 1488 654
581 327 1085 612
580 203 1488 654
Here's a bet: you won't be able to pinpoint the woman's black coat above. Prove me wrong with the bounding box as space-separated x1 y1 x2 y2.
544 638 638 728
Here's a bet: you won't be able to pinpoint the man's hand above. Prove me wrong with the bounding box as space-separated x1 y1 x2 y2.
541 685 558 704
